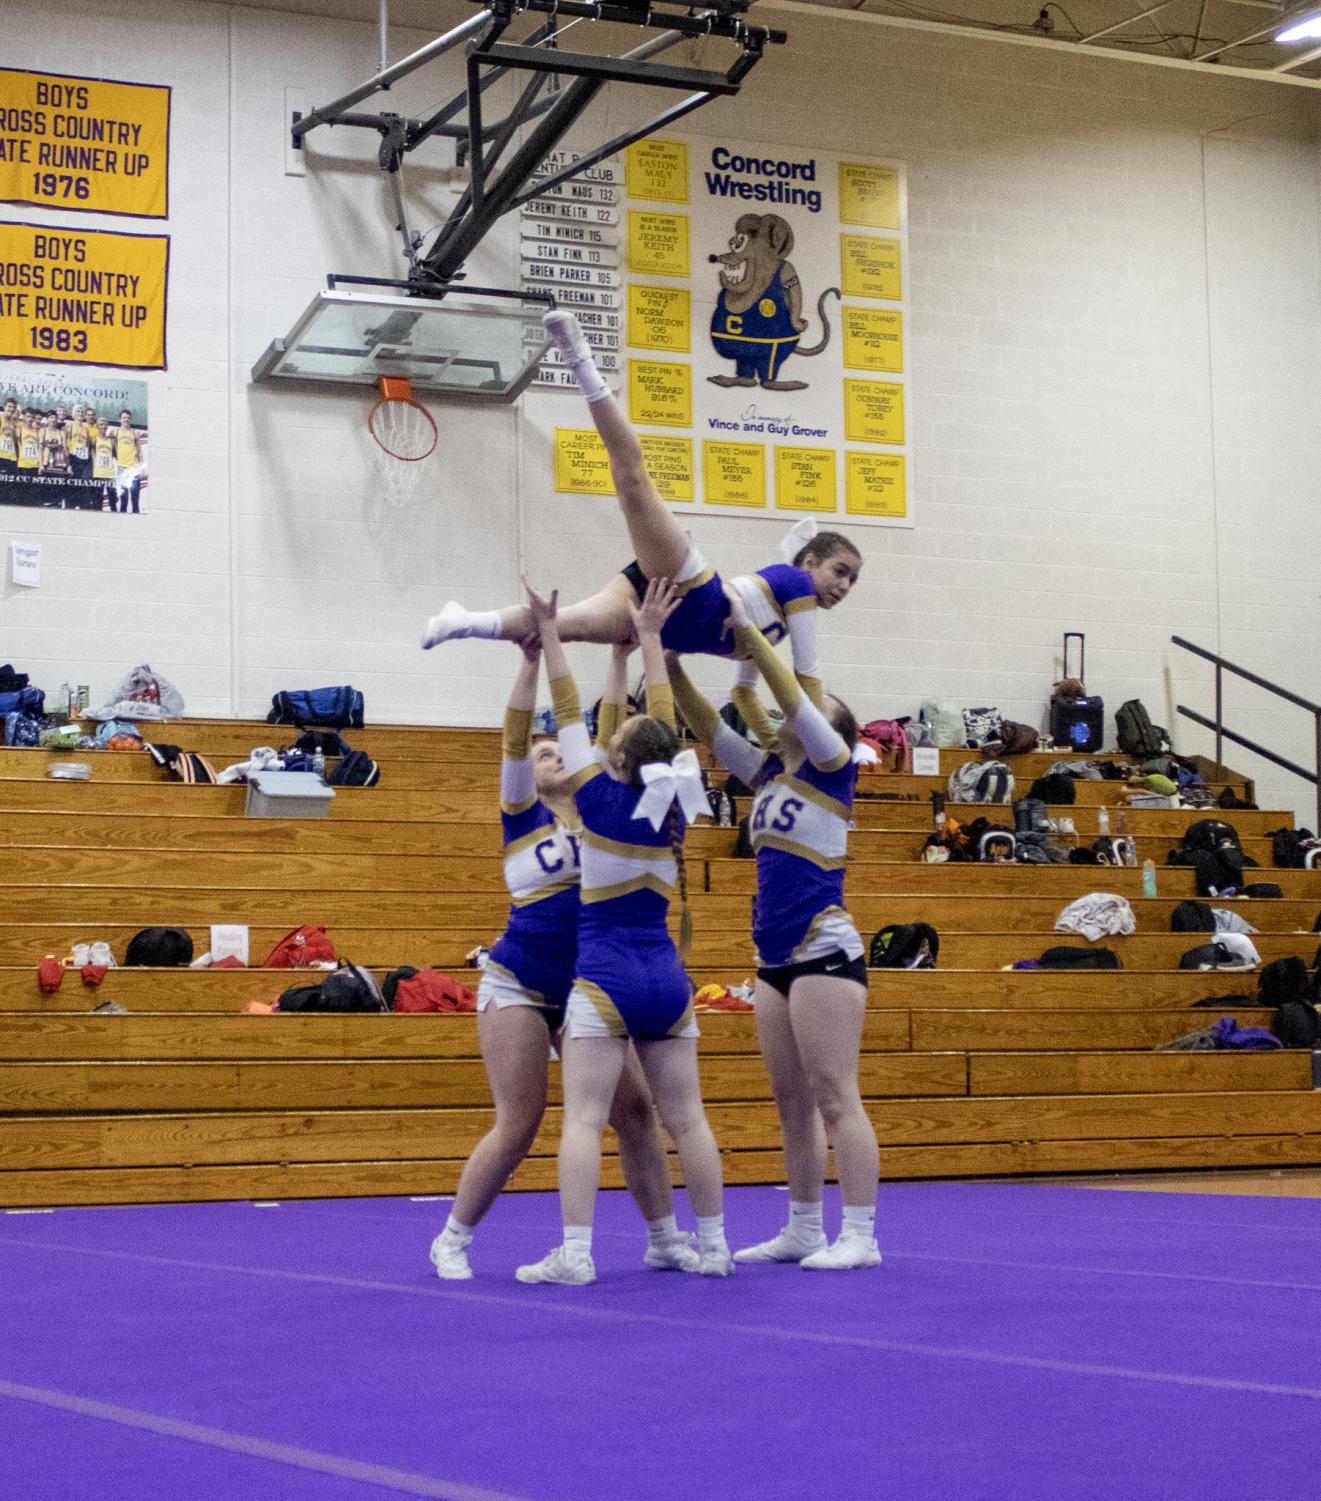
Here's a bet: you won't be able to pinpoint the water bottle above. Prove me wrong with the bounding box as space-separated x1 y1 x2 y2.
1098 805 1110 838
717 791 732 828
1142 859 1158 899
312 748 326 779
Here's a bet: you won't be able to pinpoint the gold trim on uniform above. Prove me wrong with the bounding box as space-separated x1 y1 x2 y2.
582 829 674 861
667 1001 697 1037
581 872 675 904
789 905 854 962
500 795 539 818
483 958 547 1004
565 763 599 794
574 978 629 1037
674 565 714 597
795 674 825 711
510 878 579 908
783 595 815 616
781 774 850 820
752 831 846 870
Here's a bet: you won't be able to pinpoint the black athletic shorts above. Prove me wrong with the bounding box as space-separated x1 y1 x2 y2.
756 949 868 996
621 559 647 602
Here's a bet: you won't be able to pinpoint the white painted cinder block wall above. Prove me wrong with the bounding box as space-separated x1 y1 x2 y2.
3 0 1320 817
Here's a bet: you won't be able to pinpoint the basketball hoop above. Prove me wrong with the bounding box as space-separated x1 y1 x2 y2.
368 376 439 507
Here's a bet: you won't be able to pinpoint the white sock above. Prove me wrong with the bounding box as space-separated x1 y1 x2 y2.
465 609 503 640
544 311 610 404
788 1200 823 1237
696 1214 726 1250
842 1204 876 1239
646 1214 680 1244
564 1224 593 1258
440 1214 474 1245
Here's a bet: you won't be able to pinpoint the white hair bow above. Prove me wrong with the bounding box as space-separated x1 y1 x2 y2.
780 517 819 564
631 748 709 831
852 742 879 766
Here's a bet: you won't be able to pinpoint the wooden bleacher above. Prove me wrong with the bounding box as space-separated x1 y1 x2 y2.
0 721 1317 1208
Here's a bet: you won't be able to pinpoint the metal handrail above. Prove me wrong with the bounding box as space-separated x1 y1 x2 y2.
1171 635 1321 828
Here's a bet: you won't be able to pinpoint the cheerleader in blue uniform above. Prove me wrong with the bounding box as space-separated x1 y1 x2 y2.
514 577 731 1287
421 312 861 714
429 637 699 1281
668 588 881 1271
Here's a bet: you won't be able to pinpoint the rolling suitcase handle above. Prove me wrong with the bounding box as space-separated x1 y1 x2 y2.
1063 632 1085 687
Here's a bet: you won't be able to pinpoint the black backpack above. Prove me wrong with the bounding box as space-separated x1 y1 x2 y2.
1272 996 1321 1048
1028 773 1076 805
124 926 194 966
1269 827 1321 870
1258 957 1310 1007
869 923 939 969
732 816 754 859
1115 699 1169 759
1171 900 1216 933
278 962 385 1013
1037 945 1122 969
328 749 380 787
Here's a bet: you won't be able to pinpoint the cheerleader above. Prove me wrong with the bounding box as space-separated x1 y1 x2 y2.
430 638 700 1280
422 312 861 713
667 587 881 1270
515 577 730 1286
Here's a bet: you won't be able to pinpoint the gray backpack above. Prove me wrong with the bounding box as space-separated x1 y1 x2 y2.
948 760 1015 804
918 699 965 747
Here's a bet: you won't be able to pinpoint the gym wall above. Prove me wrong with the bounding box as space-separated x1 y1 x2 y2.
3 0 1318 815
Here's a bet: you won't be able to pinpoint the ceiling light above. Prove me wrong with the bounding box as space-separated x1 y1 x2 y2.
1275 14 1321 41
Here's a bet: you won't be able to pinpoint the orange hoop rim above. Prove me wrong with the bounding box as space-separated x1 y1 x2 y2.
368 377 439 463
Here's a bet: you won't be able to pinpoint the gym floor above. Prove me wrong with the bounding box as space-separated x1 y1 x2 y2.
3 1178 1318 1500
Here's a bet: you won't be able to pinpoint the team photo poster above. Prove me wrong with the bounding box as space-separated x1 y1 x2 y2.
0 361 148 512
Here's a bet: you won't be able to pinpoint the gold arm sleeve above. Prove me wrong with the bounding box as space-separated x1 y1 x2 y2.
645 681 676 732
669 662 719 748
794 673 825 711
502 706 533 760
550 673 583 728
594 698 622 750
735 623 802 718
730 684 781 755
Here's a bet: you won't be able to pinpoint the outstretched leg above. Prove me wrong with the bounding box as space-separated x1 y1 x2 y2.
543 312 693 584
422 578 634 650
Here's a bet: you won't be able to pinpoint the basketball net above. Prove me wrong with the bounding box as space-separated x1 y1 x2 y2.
368 376 439 508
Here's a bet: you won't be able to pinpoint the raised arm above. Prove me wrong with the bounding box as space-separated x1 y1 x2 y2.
594 641 634 750
730 656 782 754
783 600 824 708
726 586 849 774
499 641 541 816
669 653 768 788
626 577 681 732
523 577 597 791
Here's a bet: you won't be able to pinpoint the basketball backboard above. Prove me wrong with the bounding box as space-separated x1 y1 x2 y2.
250 279 555 403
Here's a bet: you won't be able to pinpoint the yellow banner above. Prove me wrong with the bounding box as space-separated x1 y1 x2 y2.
0 221 168 369
840 235 902 300
0 67 170 220
846 451 906 517
703 440 765 508
627 284 691 353
625 140 689 205
774 445 837 512
627 210 690 278
842 307 903 374
628 359 692 428
553 428 613 495
838 162 900 230
843 379 904 446
639 435 694 502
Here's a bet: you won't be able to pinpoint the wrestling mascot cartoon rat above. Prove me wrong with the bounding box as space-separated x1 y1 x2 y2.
708 213 841 391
